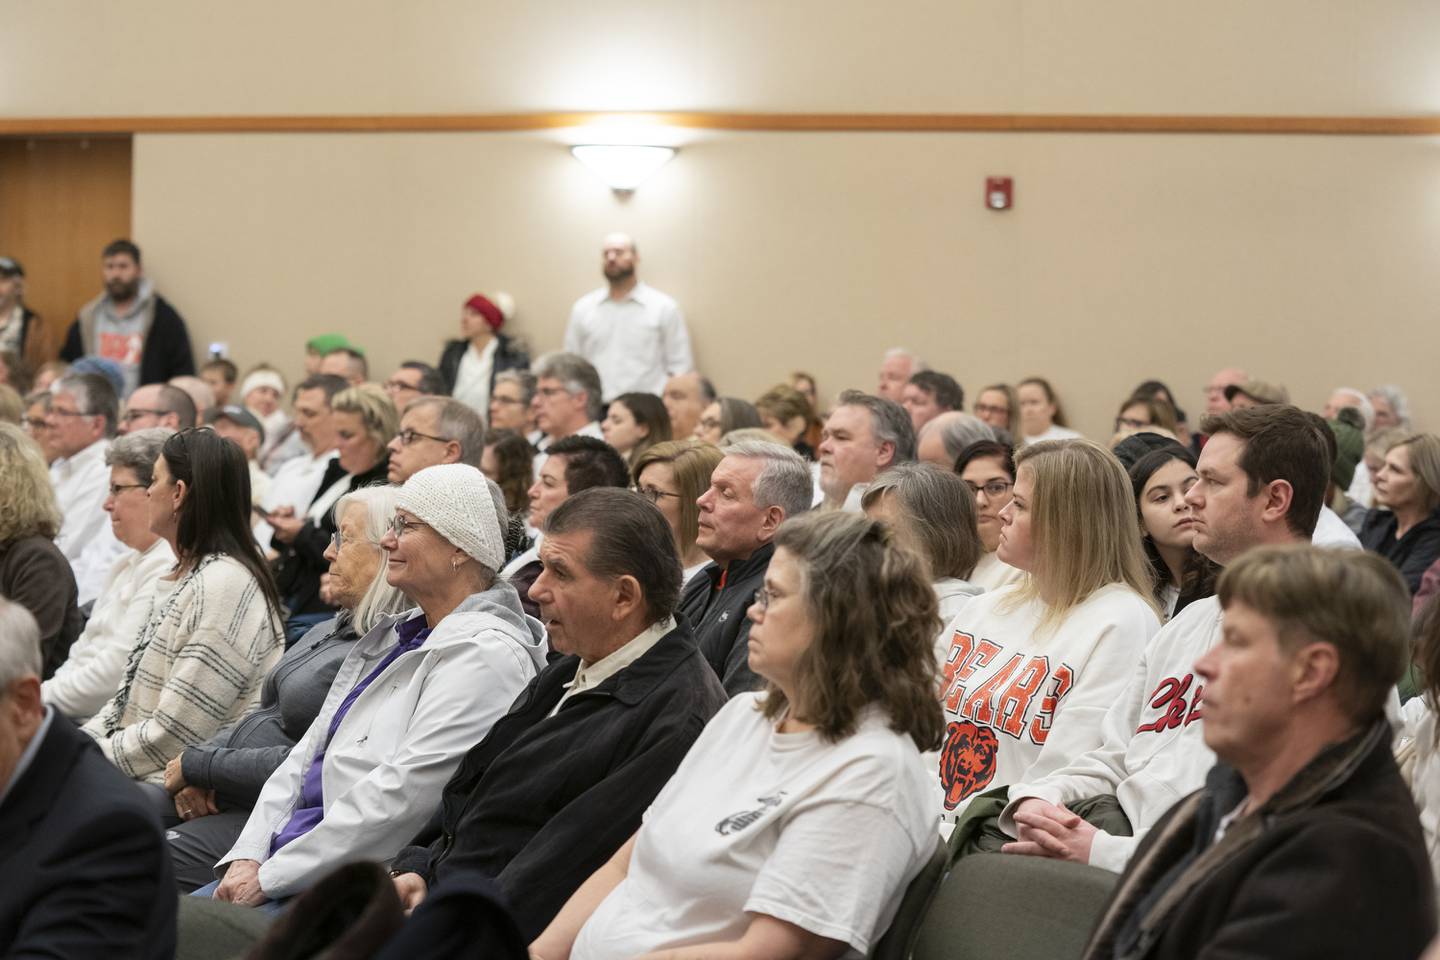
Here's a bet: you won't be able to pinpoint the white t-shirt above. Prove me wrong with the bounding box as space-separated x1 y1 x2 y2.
936 583 1160 821
970 551 1025 593
1000 595 1222 872
1022 424 1083 445
572 694 939 960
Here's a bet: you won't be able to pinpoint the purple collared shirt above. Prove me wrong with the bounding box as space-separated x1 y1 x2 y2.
269 613 433 855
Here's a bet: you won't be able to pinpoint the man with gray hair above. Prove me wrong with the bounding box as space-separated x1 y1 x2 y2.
818 388 917 512
680 440 814 695
1322 386 1377 505
0 598 177 957
47 372 127 605
564 233 693 401
878 347 926 401
917 411 996 470
387 396 487 485
530 352 604 459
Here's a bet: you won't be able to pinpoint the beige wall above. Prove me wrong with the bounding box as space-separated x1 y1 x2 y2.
133 130 1440 437
8 0 1440 434
5 1 1440 115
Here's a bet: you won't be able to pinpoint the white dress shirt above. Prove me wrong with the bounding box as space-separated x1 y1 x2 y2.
50 438 126 606
255 448 338 546
453 338 498 414
550 616 676 716
563 282 693 400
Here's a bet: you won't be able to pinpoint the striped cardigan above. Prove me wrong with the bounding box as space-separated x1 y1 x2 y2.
82 554 284 785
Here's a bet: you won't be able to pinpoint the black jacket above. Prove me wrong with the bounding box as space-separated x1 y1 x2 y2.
438 334 530 397
61 293 196 386
676 541 773 696
273 455 390 616
390 619 727 940
0 714 176 958
1083 718 1435 960
1361 507 1440 595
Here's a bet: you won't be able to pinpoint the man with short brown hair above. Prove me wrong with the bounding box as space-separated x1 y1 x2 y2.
1081 546 1434 960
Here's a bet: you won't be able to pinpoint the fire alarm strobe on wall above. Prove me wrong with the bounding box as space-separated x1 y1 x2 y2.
986 177 1013 210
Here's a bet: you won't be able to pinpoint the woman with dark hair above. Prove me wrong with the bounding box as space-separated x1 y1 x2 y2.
954 440 1025 592
1128 446 1218 620
82 429 285 784
601 392 671 467
692 396 762 445
481 428 537 560
534 510 943 960
1017 377 1081 445
1130 379 1190 445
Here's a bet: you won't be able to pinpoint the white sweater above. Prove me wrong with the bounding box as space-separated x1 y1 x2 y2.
937 583 1160 821
1000 595 1223 871
970 552 1025 594
42 538 176 721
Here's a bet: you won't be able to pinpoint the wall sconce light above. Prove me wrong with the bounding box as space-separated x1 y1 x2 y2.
570 144 676 194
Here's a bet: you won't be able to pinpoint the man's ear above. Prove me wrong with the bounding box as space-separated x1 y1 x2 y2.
610 575 643 622
444 440 463 465
1260 479 1295 526
875 441 896 469
1291 641 1341 706
757 506 786 543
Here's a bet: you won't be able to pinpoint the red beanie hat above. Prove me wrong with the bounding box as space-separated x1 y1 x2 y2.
464 294 504 332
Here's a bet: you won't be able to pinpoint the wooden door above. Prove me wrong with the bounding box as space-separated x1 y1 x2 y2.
0 136 133 363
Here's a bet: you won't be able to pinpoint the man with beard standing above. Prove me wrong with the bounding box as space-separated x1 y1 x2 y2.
61 239 195 398
563 233 693 402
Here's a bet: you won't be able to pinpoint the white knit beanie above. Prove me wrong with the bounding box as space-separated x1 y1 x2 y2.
396 463 504 571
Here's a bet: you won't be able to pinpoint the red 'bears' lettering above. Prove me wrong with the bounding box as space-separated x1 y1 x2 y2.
996 656 1049 738
962 654 1022 726
942 635 1001 713
1028 664 1074 745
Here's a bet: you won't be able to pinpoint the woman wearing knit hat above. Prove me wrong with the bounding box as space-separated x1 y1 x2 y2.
209 462 548 909
439 292 531 418
240 365 290 461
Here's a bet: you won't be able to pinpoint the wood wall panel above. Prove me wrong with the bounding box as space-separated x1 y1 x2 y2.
0 137 133 363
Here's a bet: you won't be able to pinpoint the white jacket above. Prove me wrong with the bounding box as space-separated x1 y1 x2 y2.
220 583 548 898
1398 696 1440 914
937 583 1160 822
42 538 176 721
1000 595 1223 872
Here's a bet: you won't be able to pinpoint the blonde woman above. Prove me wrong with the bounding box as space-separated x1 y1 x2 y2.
1362 433 1440 594
0 422 81 678
936 439 1160 825
271 383 397 633
631 439 724 586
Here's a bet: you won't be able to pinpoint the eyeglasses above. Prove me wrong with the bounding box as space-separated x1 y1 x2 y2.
395 428 451 447
331 530 383 552
108 483 148 497
752 587 776 611
974 403 1010 418
536 387 570 399
389 514 430 539
635 485 682 504
491 395 526 406
1114 416 1149 432
964 480 1014 499
120 408 167 423
22 417 49 432
383 379 421 394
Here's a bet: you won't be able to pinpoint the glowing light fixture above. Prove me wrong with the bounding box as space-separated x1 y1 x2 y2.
570 144 676 193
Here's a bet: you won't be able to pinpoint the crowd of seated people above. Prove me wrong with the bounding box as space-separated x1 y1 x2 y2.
3 233 1440 958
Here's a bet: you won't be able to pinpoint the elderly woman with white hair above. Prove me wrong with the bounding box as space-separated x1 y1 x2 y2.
206 463 549 910
158 484 411 892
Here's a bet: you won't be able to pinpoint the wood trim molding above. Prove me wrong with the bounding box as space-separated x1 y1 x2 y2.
2 112 1438 137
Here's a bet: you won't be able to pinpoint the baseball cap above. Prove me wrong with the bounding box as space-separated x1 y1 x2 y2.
207 404 266 443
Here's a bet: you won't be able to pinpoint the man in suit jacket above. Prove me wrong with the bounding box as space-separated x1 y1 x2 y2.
0 598 176 958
